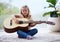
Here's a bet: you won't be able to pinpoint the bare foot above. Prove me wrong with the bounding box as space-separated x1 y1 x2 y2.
26 35 33 40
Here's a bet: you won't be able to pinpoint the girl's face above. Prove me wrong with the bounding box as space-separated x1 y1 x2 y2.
21 7 29 16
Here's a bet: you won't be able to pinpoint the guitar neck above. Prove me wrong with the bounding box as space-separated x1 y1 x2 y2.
24 21 47 24
24 21 55 25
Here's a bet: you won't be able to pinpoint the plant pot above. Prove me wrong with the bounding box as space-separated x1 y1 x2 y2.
47 17 60 32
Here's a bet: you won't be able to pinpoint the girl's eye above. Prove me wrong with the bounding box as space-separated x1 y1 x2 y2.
23 10 27 11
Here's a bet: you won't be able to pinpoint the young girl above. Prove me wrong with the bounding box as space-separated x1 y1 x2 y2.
12 5 41 40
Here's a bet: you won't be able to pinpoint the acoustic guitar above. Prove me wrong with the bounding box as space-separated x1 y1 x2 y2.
3 17 55 33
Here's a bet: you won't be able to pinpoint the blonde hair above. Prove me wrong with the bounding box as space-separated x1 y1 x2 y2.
20 5 31 18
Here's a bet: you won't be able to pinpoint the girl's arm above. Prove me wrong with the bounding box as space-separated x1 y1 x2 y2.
28 15 42 27
28 15 36 27
12 14 23 24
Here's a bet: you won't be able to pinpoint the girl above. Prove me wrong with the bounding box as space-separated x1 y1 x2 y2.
12 5 41 40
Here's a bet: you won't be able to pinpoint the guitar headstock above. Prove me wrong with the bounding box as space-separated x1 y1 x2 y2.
39 21 55 25
46 21 55 25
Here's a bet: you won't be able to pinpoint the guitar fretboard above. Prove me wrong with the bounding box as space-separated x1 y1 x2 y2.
19 21 55 25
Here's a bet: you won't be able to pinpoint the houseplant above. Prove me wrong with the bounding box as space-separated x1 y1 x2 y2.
43 0 60 32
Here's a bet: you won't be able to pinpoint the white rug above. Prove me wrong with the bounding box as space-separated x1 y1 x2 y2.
0 28 60 42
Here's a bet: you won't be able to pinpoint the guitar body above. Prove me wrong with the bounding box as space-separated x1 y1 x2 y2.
4 26 28 33
3 17 29 33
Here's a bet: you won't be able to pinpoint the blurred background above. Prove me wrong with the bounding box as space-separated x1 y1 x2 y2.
0 0 60 29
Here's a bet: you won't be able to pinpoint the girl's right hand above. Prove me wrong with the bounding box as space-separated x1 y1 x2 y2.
12 17 19 24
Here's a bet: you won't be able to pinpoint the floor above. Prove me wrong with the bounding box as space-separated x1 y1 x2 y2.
0 28 60 42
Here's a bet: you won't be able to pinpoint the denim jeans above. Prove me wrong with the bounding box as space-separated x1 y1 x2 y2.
17 28 38 38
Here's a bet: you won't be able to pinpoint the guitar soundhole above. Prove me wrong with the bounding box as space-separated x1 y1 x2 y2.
10 20 12 26
19 21 23 24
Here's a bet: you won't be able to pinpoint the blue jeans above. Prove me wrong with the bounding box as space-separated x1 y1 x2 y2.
17 28 38 38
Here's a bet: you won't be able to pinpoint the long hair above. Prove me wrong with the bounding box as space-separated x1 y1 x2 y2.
20 5 30 18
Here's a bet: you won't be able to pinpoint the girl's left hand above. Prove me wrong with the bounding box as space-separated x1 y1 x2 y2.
29 23 36 27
